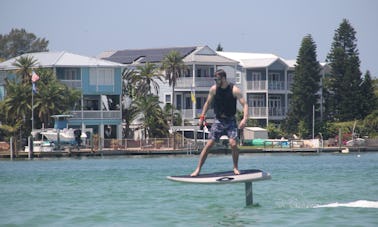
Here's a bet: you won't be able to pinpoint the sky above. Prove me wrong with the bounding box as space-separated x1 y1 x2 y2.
1 0 377 77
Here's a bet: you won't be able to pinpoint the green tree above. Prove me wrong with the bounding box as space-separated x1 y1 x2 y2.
284 34 321 138
325 19 363 121
12 55 38 84
161 50 186 148
135 62 162 96
362 110 378 137
359 70 377 117
33 69 80 127
161 50 185 127
132 95 168 138
0 28 49 59
216 43 223 51
3 80 31 126
1 67 81 142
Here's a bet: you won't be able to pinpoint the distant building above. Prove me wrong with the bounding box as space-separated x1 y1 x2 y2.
100 46 238 125
100 46 329 129
0 51 124 141
217 52 330 127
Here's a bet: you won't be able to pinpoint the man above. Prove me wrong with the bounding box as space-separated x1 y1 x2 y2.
191 69 248 176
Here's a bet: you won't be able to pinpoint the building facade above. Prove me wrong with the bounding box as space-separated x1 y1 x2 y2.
101 46 238 126
0 51 124 140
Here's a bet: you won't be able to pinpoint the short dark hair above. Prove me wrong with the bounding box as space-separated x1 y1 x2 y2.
214 69 227 79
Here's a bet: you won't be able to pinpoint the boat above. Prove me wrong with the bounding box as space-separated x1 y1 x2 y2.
37 115 87 145
24 130 55 152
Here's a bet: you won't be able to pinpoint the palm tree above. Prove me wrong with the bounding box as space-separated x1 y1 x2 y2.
4 79 31 125
136 62 163 96
161 51 185 148
132 95 168 138
121 64 163 138
33 68 81 127
12 55 38 84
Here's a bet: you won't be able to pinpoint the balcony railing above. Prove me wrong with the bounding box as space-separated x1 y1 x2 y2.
176 77 236 89
268 81 285 90
249 107 267 117
70 110 121 119
246 81 266 90
180 109 215 119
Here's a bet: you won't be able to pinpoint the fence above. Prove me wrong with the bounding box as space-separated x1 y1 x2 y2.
91 137 199 151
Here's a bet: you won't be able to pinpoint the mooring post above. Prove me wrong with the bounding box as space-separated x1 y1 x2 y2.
10 137 13 160
245 181 253 206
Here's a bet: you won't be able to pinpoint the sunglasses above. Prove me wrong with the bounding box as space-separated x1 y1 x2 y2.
214 78 222 82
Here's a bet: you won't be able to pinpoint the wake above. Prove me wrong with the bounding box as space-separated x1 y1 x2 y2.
314 200 378 208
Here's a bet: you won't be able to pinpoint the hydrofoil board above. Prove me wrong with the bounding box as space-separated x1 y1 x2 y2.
167 169 271 184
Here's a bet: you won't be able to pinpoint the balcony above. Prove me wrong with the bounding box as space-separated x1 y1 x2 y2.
176 77 236 89
249 107 267 118
70 110 121 120
268 81 285 91
180 109 215 119
269 107 286 118
246 81 266 90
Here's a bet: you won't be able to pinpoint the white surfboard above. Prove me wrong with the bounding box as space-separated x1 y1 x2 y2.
167 169 271 184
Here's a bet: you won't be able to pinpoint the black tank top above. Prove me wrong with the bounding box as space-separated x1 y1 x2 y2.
214 83 236 118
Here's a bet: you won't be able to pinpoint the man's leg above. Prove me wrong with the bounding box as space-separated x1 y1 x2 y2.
190 140 215 176
229 138 240 175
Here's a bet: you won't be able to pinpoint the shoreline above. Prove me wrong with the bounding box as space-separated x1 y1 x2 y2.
1 146 376 159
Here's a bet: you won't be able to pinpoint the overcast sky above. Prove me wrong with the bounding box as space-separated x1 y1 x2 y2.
1 0 377 77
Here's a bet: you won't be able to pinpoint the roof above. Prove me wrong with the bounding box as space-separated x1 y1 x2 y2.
217 51 286 68
100 46 238 65
0 51 124 70
102 46 198 64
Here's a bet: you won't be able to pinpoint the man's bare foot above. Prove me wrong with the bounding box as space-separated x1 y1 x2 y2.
233 168 240 175
190 169 200 177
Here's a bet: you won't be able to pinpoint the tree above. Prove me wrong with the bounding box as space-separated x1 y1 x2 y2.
161 50 186 148
359 70 377 117
284 34 321 138
325 19 363 121
131 95 168 138
216 43 223 51
161 51 185 126
121 64 164 138
33 68 80 127
135 62 163 96
1 67 81 141
0 28 49 59
12 55 38 84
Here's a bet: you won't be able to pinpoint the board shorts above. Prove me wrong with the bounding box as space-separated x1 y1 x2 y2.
209 117 238 142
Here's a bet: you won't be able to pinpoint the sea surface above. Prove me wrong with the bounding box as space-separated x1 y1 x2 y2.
0 152 377 226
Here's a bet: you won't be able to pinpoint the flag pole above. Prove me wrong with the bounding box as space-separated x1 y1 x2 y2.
31 83 34 130
31 70 39 131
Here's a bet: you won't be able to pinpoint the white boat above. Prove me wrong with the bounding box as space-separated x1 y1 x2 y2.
35 115 87 146
25 130 55 152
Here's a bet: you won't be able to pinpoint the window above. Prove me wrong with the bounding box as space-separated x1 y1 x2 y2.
165 94 172 104
89 68 114 85
185 97 192 109
235 72 241 84
57 68 80 80
176 94 182 110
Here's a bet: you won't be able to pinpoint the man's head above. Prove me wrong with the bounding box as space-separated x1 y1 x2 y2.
214 69 227 87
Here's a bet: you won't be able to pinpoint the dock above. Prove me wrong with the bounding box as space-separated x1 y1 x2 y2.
1 146 376 159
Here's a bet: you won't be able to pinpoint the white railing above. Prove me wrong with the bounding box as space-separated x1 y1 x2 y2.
71 110 121 119
268 81 285 90
180 109 215 119
246 81 266 90
176 77 236 89
249 107 267 117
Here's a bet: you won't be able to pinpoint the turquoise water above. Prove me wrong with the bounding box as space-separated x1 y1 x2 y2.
1 152 377 226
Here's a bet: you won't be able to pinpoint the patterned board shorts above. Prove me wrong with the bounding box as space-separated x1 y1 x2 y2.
209 117 238 142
